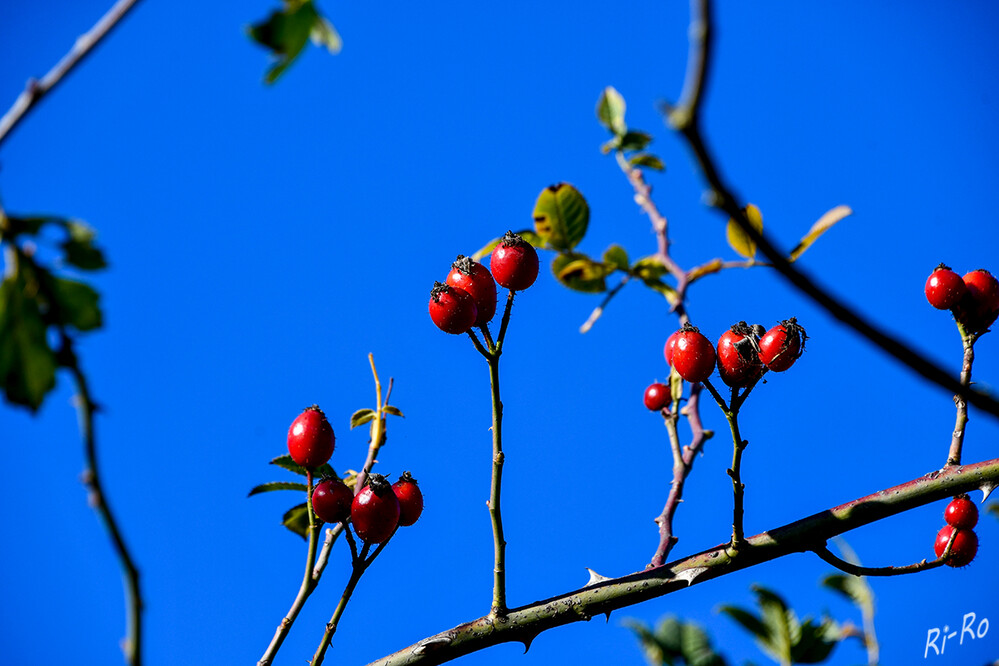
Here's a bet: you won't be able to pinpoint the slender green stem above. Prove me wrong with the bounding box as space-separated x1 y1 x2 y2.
467 329 490 358
947 329 976 466
725 408 747 550
812 544 944 577
258 473 322 666
486 352 507 617
496 291 516 350
312 542 375 666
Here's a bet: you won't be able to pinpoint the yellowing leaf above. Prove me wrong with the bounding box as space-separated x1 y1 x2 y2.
789 205 852 261
533 183 590 251
726 203 763 259
686 258 724 283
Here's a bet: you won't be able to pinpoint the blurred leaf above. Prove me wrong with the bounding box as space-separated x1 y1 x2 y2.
987 502 999 519
60 220 107 270
552 253 608 293
726 204 763 259
719 606 769 642
601 245 629 272
472 229 543 262
47 277 101 331
680 622 727 666
627 616 728 666
790 618 840 664
383 405 404 417
533 183 590 251
248 481 308 497
619 131 652 152
282 502 311 539
270 454 336 479
624 619 667 666
5 215 54 236
629 153 666 171
350 408 376 429
631 256 678 304
596 86 627 136
0 273 57 410
654 616 683 655
687 258 724 283
789 205 852 262
821 574 871 610
249 0 337 84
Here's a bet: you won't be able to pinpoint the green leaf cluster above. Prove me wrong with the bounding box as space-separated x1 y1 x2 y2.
725 204 851 263
0 214 105 411
248 0 341 84
625 615 728 666
719 585 844 665
596 86 665 171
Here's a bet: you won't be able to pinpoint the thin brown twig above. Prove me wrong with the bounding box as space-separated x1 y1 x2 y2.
947 329 976 465
813 543 945 577
0 0 144 149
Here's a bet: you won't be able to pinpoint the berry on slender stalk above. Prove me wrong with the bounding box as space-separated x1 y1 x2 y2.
956 269 999 333
944 495 979 530
351 474 401 543
758 318 807 372
392 472 424 527
716 322 764 388
287 405 335 469
447 255 498 326
489 231 539 291
924 265 967 310
429 281 478 334
934 524 978 567
671 324 716 384
643 383 670 411
312 477 353 524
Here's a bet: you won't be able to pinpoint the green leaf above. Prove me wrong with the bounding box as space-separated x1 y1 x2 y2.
719 606 769 642
821 573 872 610
551 253 608 293
619 131 652 152
471 229 543 262
282 502 311 539
629 153 666 171
679 622 727 666
596 86 627 136
248 1 332 84
789 205 852 262
60 220 107 270
686 258 724 283
631 255 668 281
726 203 763 259
5 215 54 236
269 454 336 479
601 245 629 272
47 277 101 332
383 405 404 418
0 273 57 410
350 408 376 429
654 616 683 655
532 183 590 251
624 619 669 665
790 617 840 664
248 481 308 497
309 15 342 54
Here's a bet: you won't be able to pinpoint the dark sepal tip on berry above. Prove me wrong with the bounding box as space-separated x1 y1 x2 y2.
716 321 764 388
490 231 539 291
429 281 478 334
351 473 401 544
447 256 498 326
758 317 806 372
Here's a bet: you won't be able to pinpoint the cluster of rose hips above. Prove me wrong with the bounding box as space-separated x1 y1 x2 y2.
644 319 806 410
429 231 540 335
924 265 999 334
287 406 424 543
933 495 979 567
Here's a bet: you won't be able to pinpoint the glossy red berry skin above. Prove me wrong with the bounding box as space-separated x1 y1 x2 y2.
312 478 353 524
758 318 806 372
924 266 967 310
957 269 999 332
447 256 497 326
490 231 539 291
429 282 478 334
643 383 670 411
351 474 400 543
716 324 764 388
287 406 335 469
671 326 716 384
663 331 681 367
392 472 424 527
934 524 978 567
944 496 979 530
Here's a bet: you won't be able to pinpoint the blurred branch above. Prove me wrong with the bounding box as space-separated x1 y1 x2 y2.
663 0 999 420
366 458 999 666
0 0 144 149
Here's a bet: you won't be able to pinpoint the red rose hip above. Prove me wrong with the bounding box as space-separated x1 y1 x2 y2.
392 472 424 527
758 318 806 372
944 496 979 530
287 405 335 469
643 382 670 411
716 322 764 388
429 281 478 334
447 255 498 326
489 231 539 291
924 265 967 310
351 474 401 543
957 269 999 332
934 524 978 567
671 324 716 384
312 477 353 524
663 330 681 367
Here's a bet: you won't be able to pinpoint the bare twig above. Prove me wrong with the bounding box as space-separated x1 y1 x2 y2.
0 0 144 149
947 329 976 465
666 0 999 420
365 458 999 666
813 543 944 577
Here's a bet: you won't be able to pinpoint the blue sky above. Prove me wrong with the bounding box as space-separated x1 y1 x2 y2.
2 1 998 665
